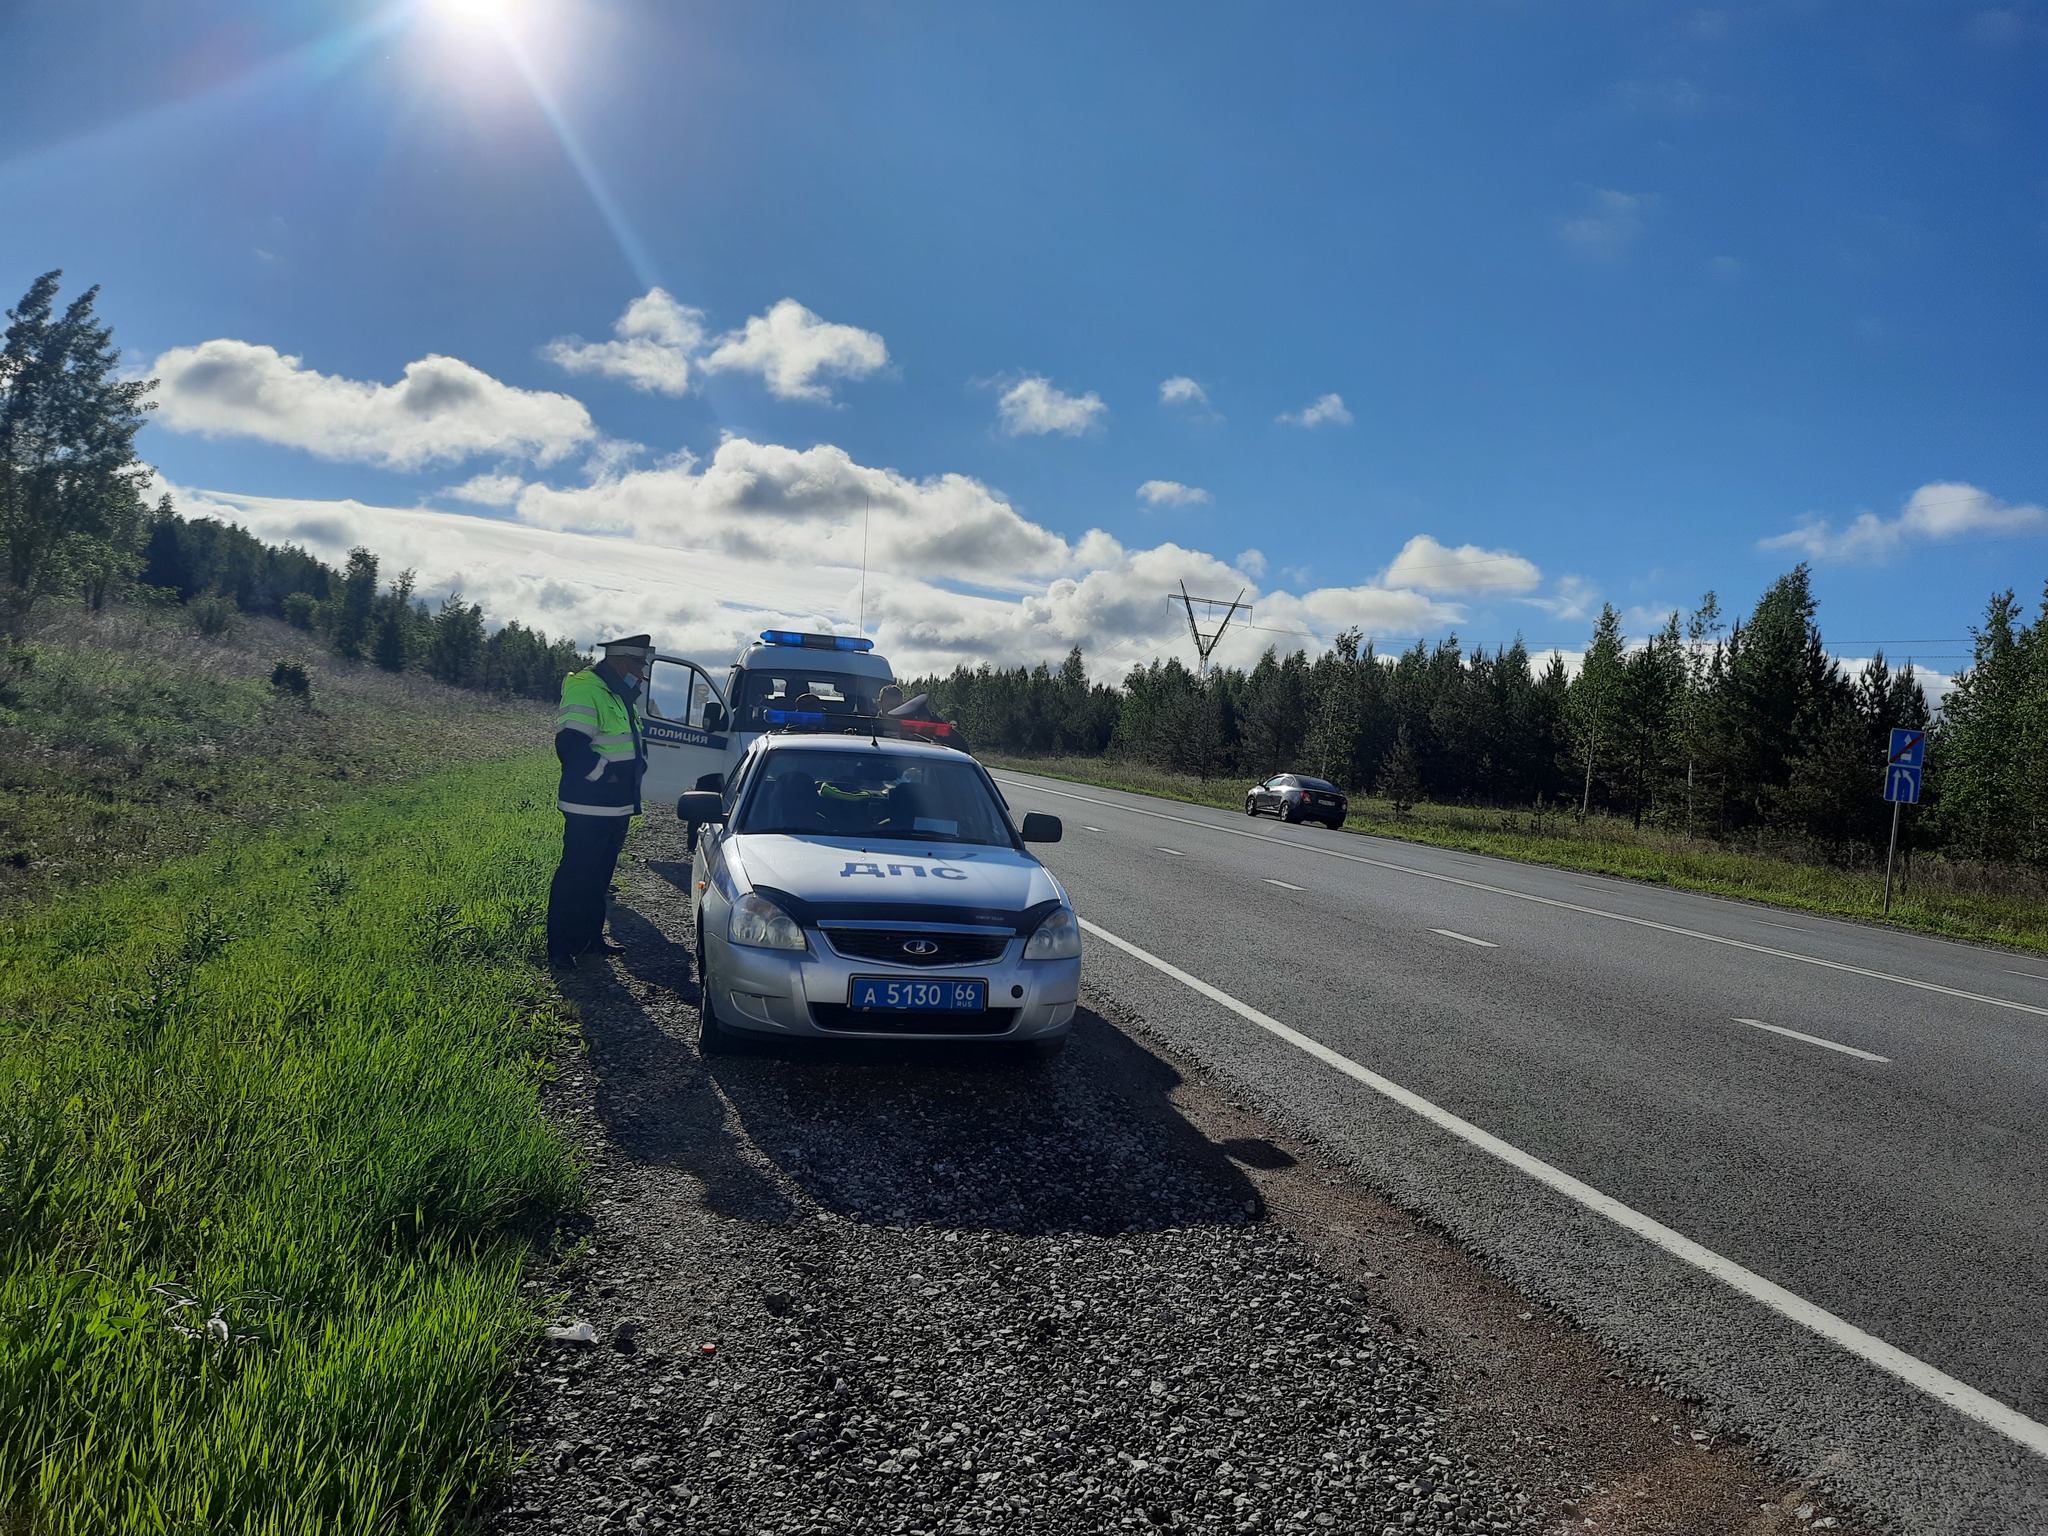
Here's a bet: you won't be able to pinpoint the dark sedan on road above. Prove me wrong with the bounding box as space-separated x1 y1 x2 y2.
1244 774 1349 827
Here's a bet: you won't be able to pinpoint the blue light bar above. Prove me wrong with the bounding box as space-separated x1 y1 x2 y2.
764 708 827 727
758 629 875 652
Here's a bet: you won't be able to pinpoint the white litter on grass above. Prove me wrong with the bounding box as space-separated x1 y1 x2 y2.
546 1320 601 1346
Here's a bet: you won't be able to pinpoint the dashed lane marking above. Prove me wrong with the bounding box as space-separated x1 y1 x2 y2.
1084 826 1105 833
1432 928 1497 948
1757 920 1812 933
1733 1017 1889 1063
1000 776 2048 1021
1156 847 1185 857
1077 914 2048 1464
1263 879 1305 891
2006 969 2048 982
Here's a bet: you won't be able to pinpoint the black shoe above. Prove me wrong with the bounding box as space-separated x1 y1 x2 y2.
548 953 579 972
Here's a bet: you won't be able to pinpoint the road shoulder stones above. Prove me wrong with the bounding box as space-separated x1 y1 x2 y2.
488 816 1857 1536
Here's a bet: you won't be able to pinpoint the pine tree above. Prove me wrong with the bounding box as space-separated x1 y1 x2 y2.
1566 605 1626 818
333 548 378 660
0 271 155 627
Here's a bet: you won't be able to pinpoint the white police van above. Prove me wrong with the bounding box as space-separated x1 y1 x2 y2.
640 630 912 811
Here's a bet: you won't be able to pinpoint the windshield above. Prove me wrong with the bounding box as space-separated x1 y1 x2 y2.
734 749 1014 846
732 667 889 728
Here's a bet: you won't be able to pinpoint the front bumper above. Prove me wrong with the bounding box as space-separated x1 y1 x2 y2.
705 926 1080 1041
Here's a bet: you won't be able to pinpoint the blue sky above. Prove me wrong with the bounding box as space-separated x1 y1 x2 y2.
4 1 2044 680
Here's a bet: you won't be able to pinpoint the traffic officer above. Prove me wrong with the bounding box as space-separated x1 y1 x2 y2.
547 634 652 968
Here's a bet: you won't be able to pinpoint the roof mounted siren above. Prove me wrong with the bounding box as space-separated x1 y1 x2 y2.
759 630 875 652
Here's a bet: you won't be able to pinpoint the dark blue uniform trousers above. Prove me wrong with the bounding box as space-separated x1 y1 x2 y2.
546 813 631 960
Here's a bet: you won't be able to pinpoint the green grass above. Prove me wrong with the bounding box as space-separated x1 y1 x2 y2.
0 753 582 1533
0 604 541 908
987 753 2048 955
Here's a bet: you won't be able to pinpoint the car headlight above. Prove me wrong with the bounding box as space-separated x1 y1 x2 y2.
728 891 806 951
1023 905 1082 960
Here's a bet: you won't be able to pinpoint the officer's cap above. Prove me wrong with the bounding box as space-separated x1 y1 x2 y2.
599 633 654 658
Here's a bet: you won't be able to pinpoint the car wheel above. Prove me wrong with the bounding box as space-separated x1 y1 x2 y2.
694 937 739 1055
1281 803 1301 824
1245 799 1258 817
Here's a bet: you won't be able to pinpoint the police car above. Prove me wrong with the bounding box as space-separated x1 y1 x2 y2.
678 730 1080 1057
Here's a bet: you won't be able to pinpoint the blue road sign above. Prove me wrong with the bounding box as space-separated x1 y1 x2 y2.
1888 727 1926 768
1885 763 1922 804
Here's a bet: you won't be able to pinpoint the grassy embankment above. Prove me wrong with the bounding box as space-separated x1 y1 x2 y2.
0 604 542 906
0 604 586 1530
986 753 2048 955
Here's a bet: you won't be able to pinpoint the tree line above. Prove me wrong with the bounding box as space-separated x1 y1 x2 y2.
911 567 2048 872
1 270 586 699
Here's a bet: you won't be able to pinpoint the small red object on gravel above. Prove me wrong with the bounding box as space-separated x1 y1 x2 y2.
700 1343 718 1356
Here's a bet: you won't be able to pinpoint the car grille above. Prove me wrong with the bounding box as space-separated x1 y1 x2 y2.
809 1004 1018 1036
822 929 1009 967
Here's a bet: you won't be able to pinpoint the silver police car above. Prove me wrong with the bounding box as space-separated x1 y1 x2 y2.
679 733 1081 1056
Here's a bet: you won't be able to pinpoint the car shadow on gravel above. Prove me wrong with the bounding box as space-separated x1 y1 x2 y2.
578 904 1262 1238
699 1006 1264 1237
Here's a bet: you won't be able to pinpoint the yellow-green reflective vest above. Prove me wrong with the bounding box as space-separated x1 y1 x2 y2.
555 668 645 816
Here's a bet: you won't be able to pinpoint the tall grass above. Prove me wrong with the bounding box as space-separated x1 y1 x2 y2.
0 603 542 906
0 754 582 1533
988 753 2048 954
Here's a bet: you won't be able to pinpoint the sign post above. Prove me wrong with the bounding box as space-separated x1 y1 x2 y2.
1882 728 1925 916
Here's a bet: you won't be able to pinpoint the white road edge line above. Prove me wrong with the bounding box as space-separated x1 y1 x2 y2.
1432 928 1498 948
1264 879 1305 891
1078 914 2048 1462
1000 775 2048 1022
1733 1017 1889 1063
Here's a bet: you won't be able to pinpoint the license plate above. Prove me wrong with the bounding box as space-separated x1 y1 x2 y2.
849 976 987 1012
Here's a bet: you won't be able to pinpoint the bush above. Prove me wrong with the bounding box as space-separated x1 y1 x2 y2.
268 658 312 700
280 591 318 631
189 590 239 639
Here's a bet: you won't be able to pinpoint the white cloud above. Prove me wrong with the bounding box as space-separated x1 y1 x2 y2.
1277 393 1351 428
1137 479 1211 508
1760 481 2046 561
151 340 595 470
1523 574 1600 624
1559 188 1655 257
542 288 706 396
996 376 1107 437
512 436 1074 589
1381 534 1540 594
1159 376 1210 408
701 298 888 402
441 472 525 507
155 429 1472 677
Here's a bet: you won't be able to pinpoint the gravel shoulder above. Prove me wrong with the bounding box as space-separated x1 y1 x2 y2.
489 815 1861 1536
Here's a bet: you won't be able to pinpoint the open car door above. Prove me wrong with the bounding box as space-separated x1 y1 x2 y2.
640 654 731 809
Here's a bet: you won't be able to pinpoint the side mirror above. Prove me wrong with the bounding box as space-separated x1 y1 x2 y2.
703 702 726 733
692 771 725 793
1019 811 1063 844
678 790 726 824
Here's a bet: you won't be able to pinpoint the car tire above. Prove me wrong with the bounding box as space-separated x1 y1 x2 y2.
1245 799 1258 817
694 937 739 1056
1281 803 1301 824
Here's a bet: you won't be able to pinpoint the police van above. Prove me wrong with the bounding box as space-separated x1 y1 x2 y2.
640 630 922 812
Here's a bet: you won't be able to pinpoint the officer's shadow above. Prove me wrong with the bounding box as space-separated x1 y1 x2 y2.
568 903 798 1225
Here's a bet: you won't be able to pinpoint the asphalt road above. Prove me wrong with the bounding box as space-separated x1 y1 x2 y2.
993 769 2048 1536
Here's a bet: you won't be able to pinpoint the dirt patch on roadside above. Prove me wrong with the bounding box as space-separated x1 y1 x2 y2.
489 816 1863 1536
